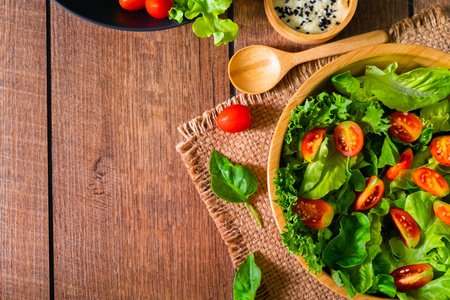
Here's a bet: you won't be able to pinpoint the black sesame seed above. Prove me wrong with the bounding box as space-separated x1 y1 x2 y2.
296 26 300 29
286 19 291 22
306 32 310 34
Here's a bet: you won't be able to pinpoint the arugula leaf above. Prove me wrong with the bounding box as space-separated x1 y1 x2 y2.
363 62 450 111
323 213 371 269
169 0 238 46
209 150 262 227
420 100 450 133
233 253 262 300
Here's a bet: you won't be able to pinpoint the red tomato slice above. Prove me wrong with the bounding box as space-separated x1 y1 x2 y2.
301 128 327 162
145 0 173 19
333 121 364 157
386 148 413 180
388 111 422 143
293 197 334 229
430 136 450 166
412 167 449 197
391 264 433 291
433 200 450 225
119 0 146 11
216 105 251 133
390 207 420 249
353 176 384 211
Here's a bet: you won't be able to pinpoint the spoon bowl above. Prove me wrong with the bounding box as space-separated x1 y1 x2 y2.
229 46 282 94
228 30 389 94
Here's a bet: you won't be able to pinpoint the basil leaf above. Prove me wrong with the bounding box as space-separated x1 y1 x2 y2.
233 253 262 300
209 150 262 227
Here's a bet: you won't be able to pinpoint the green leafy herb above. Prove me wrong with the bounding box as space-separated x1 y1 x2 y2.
377 134 399 168
420 100 450 133
363 62 450 111
209 150 262 227
331 71 367 102
169 0 238 46
323 213 371 269
233 253 262 300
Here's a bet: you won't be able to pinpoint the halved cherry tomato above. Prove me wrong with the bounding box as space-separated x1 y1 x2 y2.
293 197 334 229
145 0 173 19
412 167 449 197
390 207 420 249
119 0 146 11
388 111 422 143
216 105 251 133
386 148 413 180
333 121 364 157
301 128 327 162
390 264 433 291
433 200 450 225
353 176 384 211
430 136 450 166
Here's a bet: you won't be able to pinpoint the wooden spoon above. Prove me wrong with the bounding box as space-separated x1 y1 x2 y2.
228 30 389 94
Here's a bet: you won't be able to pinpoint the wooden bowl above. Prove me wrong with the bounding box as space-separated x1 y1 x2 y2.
267 44 450 299
264 0 358 44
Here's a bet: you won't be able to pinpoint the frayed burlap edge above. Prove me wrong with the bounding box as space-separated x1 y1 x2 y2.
176 4 448 299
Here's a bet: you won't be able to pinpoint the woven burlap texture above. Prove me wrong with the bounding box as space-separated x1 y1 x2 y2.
176 5 449 300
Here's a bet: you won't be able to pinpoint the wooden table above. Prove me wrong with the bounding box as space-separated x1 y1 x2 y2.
1 0 449 299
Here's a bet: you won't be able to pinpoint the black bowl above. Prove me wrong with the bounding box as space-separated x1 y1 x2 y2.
53 0 191 31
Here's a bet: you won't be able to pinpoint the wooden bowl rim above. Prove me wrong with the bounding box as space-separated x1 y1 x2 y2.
267 43 450 300
264 0 358 44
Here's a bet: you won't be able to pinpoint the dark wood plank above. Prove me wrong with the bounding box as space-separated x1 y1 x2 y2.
0 0 49 298
50 2 234 298
414 0 450 15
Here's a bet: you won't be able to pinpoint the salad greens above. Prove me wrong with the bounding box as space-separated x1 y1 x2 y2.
169 0 238 46
209 150 262 227
233 253 262 300
274 62 450 299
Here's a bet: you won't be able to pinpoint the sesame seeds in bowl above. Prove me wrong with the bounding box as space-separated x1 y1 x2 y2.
264 0 357 44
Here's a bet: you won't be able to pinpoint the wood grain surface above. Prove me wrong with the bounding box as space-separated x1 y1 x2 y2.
0 0 449 299
0 0 49 298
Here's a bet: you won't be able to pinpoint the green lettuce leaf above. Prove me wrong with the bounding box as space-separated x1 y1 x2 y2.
376 274 397 298
363 62 450 111
377 134 399 168
323 213 371 268
332 71 367 102
420 100 450 133
169 0 238 46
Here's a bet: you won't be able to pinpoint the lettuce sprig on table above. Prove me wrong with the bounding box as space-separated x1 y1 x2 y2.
169 0 238 46
274 63 450 299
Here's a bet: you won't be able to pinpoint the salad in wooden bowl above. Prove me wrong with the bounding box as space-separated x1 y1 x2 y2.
268 44 450 299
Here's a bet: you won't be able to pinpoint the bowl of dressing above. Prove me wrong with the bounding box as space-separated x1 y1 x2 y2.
264 0 357 44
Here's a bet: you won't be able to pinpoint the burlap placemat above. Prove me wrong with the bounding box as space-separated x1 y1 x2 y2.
177 5 450 300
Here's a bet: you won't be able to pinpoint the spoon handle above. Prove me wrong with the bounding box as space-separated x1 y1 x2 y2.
289 30 389 66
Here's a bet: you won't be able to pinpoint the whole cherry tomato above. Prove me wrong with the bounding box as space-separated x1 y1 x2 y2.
430 136 450 166
388 111 422 143
292 197 334 229
390 207 420 249
217 105 251 133
145 0 173 19
433 200 450 225
412 167 449 197
386 148 413 180
301 128 327 162
333 121 364 157
390 264 433 291
119 0 146 11
353 176 384 212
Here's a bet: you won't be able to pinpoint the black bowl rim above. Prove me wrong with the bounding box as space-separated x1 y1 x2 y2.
53 0 192 32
